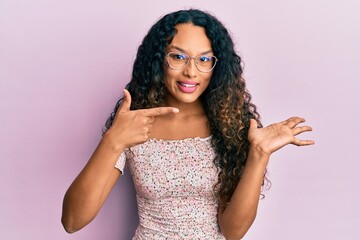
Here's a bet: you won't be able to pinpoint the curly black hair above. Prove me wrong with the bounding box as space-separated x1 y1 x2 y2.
103 9 267 211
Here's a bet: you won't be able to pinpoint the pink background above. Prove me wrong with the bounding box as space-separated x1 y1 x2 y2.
1 0 359 239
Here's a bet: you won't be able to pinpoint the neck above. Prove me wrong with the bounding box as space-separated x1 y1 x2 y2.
165 98 206 117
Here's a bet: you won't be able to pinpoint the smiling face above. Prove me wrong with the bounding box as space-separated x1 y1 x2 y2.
163 23 214 106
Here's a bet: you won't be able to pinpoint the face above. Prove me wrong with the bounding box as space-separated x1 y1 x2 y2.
163 23 214 105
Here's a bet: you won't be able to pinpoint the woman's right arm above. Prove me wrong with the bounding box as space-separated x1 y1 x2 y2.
61 90 179 233
61 132 124 233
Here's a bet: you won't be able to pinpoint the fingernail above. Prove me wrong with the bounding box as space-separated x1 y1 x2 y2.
173 108 179 113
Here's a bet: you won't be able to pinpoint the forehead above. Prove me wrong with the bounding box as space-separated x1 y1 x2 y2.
168 23 212 55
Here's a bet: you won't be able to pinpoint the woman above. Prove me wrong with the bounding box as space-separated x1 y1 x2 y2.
61 9 314 239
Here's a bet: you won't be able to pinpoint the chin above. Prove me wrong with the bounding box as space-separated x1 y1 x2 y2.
178 94 203 104
166 92 199 104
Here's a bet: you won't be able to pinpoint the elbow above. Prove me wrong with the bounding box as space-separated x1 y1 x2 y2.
61 217 77 234
61 205 77 233
63 226 76 234
219 214 256 240
61 209 95 234
61 214 84 234
221 229 246 240
61 202 97 233
61 195 92 233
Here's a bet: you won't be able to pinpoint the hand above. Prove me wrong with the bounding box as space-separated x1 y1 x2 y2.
106 89 179 149
248 117 314 157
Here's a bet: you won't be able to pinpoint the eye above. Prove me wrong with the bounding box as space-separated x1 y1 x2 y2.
171 53 187 60
199 56 212 62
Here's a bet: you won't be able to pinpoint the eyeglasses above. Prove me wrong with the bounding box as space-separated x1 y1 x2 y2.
165 52 218 73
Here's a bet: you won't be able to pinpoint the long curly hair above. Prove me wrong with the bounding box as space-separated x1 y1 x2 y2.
104 9 267 211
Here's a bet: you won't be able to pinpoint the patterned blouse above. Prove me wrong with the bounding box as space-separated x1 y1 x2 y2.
115 136 225 240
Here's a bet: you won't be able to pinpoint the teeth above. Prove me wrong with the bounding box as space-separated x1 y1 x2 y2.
179 82 196 88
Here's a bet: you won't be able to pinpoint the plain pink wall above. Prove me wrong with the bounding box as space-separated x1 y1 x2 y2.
1 0 359 239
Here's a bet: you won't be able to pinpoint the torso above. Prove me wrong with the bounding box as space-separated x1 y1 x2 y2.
126 101 225 239
124 135 225 240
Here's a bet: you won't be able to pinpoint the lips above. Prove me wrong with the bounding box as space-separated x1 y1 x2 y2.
177 81 199 93
178 82 197 87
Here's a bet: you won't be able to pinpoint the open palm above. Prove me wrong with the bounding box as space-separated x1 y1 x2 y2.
248 117 314 157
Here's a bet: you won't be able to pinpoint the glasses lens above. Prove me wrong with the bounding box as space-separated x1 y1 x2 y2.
167 52 218 72
167 52 188 69
196 55 217 72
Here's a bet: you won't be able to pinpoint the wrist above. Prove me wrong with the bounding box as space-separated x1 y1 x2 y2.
247 144 270 166
101 130 126 154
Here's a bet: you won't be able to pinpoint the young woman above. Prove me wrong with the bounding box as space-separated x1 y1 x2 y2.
61 9 314 239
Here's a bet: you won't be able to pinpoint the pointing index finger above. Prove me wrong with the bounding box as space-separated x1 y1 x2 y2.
142 107 179 117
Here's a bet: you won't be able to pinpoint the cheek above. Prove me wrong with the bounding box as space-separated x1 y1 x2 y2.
162 70 175 91
202 74 212 86
163 67 179 84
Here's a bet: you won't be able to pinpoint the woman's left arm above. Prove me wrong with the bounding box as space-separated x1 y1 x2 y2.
218 117 314 240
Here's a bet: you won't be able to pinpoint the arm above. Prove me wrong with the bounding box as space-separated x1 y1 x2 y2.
218 146 268 240
61 134 123 233
61 89 179 233
218 117 314 240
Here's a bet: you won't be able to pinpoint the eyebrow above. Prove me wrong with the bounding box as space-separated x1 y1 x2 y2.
168 46 213 55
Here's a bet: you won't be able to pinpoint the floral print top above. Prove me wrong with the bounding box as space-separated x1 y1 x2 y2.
115 136 226 240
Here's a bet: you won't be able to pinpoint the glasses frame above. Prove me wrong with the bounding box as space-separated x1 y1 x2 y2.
165 52 218 73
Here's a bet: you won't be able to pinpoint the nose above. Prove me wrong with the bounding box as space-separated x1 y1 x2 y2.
183 58 197 77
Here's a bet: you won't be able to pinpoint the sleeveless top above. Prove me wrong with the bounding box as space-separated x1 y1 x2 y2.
115 136 225 239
